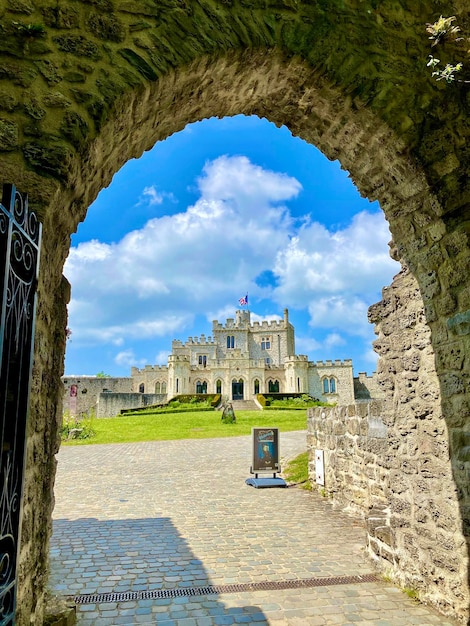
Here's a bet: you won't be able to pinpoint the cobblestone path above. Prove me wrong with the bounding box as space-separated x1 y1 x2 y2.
49 432 457 625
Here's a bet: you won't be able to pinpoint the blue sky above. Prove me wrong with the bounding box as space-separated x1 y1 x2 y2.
64 115 400 377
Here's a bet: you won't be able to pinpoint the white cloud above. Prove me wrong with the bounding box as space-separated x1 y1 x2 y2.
324 333 346 348
308 296 372 337
155 350 170 365
115 350 141 367
295 336 322 354
64 155 399 368
137 185 176 207
64 156 300 349
142 185 163 205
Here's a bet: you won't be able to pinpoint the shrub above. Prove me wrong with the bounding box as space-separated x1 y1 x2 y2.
60 411 96 441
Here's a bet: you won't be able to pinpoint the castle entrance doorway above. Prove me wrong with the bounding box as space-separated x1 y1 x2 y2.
232 380 244 401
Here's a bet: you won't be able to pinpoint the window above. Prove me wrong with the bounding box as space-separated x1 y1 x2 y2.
162 382 167 394
176 378 179 393
322 377 337 394
265 357 271 365
227 335 235 349
139 383 145 393
216 379 222 394
254 379 260 394
261 337 271 350
198 355 207 367
155 382 161 394
196 381 207 394
268 380 279 393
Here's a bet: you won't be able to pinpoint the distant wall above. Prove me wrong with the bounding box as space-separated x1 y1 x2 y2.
353 372 383 399
97 393 165 417
62 377 133 416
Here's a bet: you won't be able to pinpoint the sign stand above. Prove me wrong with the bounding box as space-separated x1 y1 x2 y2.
245 427 287 488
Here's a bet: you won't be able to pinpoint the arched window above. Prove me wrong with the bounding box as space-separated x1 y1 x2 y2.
268 380 279 393
155 382 161 394
216 379 222 394
139 383 145 393
196 381 207 394
227 335 235 349
176 378 179 393
297 377 301 392
322 377 329 394
162 382 167 393
330 378 336 393
254 379 260 394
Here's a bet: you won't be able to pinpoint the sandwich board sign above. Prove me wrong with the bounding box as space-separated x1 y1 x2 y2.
246 427 286 488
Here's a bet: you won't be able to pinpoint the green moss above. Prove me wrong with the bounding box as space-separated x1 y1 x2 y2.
118 48 158 80
60 111 89 145
23 140 72 180
24 98 46 120
42 6 80 29
53 35 102 60
87 13 126 42
0 119 19 151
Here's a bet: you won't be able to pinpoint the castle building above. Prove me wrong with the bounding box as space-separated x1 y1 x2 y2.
63 309 381 417
130 309 370 405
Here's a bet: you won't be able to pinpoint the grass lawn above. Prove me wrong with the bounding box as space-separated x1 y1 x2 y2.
62 409 308 446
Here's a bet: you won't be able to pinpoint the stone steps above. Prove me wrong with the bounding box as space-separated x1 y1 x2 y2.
230 399 260 411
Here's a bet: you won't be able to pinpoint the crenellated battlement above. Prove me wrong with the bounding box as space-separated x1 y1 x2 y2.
131 364 168 375
173 335 216 347
285 355 308 363
309 359 353 368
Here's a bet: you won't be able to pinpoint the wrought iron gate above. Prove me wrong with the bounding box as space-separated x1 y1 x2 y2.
0 184 41 625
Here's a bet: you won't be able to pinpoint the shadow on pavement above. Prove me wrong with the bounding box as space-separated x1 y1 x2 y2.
49 516 268 624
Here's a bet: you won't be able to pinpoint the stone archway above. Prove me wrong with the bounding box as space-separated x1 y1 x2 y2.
0 2 469 623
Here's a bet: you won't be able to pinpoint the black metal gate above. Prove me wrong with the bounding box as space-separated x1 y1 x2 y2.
0 184 41 624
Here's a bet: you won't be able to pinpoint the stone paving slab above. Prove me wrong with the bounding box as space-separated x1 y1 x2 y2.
49 432 458 625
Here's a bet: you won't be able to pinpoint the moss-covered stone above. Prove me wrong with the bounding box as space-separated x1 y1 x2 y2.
53 35 101 60
60 111 88 145
24 98 46 120
22 140 72 179
63 71 87 83
118 48 158 80
7 0 34 14
0 118 19 150
42 92 71 108
41 6 80 29
0 92 18 111
87 12 126 42
34 59 62 84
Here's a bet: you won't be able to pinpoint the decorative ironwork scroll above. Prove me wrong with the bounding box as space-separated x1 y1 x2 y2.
0 184 42 625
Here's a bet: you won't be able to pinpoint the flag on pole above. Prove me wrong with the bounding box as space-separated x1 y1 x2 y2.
239 294 248 306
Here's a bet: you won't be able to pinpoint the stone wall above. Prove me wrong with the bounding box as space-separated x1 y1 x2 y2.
307 266 469 623
62 376 133 417
96 393 165 418
353 372 383 400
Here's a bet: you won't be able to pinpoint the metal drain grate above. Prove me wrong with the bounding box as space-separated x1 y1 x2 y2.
72 574 378 605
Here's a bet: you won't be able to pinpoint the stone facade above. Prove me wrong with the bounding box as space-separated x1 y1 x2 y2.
0 1 468 623
65 309 372 417
131 309 363 406
307 266 469 623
